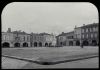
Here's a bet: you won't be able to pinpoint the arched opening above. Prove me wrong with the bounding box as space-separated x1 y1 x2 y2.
23 42 28 47
69 41 73 46
39 42 42 47
83 40 89 46
2 42 10 48
49 43 52 47
76 41 80 46
92 40 97 46
60 42 63 46
34 42 37 47
45 43 48 47
14 43 20 47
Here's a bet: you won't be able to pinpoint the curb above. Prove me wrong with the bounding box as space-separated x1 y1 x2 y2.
2 54 98 65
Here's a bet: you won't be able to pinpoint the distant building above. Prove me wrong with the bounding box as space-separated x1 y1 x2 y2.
56 31 75 47
2 28 56 48
56 32 67 47
2 32 14 47
12 31 31 47
2 28 31 48
81 23 99 46
74 26 82 46
56 23 99 47
66 31 74 46
2 23 99 48
74 23 99 46
30 33 56 47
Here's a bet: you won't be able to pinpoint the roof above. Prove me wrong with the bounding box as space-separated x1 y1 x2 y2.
75 23 99 29
30 32 52 36
12 31 31 35
76 23 99 29
39 33 51 35
81 23 98 28
58 31 74 36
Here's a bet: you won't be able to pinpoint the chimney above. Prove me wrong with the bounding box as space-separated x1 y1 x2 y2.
62 32 64 34
83 24 85 26
75 25 77 28
7 28 11 33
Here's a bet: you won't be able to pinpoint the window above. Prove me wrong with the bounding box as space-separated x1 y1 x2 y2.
91 34 93 38
82 35 84 38
27 36 28 41
90 28 92 32
95 27 98 31
86 28 88 32
93 27 96 32
86 34 88 38
4 35 6 40
82 29 84 33
95 33 97 38
23 36 25 41
76 35 77 38
6 36 8 40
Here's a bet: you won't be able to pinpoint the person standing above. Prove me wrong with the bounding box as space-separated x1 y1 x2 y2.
81 43 84 48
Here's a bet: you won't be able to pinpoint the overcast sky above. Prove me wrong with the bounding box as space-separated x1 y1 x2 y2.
1 2 99 35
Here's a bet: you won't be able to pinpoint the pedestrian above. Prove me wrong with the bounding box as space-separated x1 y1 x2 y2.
81 44 83 48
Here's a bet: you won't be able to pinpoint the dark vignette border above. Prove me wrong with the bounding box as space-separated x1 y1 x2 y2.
0 0 99 70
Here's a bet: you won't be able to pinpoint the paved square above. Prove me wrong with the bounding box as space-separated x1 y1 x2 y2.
2 46 99 69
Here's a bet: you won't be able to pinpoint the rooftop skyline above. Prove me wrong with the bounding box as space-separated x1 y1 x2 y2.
2 2 99 35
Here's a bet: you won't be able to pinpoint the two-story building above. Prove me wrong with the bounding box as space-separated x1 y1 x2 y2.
81 23 99 46
2 28 31 48
66 31 74 46
30 32 56 47
74 23 99 46
56 31 75 47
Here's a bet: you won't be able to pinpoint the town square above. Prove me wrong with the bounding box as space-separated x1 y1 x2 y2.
1 2 99 69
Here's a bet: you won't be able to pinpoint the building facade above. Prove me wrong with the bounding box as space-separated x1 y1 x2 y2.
30 33 56 47
81 23 99 46
2 23 99 48
2 28 56 48
56 32 67 47
74 26 82 46
56 31 75 47
66 31 74 46
2 32 14 47
56 23 99 47
2 28 31 48
74 23 99 46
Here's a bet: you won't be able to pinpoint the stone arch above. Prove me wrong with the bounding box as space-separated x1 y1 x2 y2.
14 43 20 47
60 42 63 46
34 42 37 47
23 42 28 47
39 42 42 47
69 41 73 46
83 40 89 46
76 40 80 46
2 42 10 48
92 40 97 46
49 43 52 47
45 43 48 47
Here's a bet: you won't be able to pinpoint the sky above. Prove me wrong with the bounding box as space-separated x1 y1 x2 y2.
1 2 99 35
